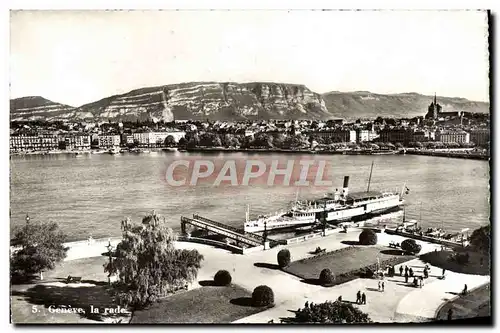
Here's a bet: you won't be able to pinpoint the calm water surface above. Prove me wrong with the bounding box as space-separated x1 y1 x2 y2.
10 152 490 241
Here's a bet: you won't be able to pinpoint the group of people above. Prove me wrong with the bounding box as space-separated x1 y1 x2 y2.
377 280 385 292
356 290 367 304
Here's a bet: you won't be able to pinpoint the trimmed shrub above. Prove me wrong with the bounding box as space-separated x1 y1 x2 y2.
319 268 336 286
252 285 275 307
358 229 378 245
277 249 291 268
213 270 232 286
401 239 422 255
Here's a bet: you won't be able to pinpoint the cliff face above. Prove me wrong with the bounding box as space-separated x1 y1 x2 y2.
10 86 489 122
322 91 490 120
63 82 329 122
10 96 74 121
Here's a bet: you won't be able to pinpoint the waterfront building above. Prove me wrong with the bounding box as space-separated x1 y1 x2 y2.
60 134 91 150
313 129 356 143
468 128 490 146
379 128 411 144
10 135 59 151
435 130 470 144
98 135 121 148
132 131 186 147
356 129 371 143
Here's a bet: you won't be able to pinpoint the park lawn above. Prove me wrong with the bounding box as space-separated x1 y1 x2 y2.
130 285 264 324
10 256 127 324
436 283 491 320
420 250 490 276
284 245 414 281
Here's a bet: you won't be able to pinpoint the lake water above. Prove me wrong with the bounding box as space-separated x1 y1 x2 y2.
10 152 490 241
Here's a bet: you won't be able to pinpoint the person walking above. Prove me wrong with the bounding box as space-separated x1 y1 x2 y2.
381 281 385 292
361 292 366 305
442 268 446 276
377 281 381 291
463 284 468 296
405 271 409 283
405 266 409 275
399 266 403 276
409 267 414 277
419 276 424 288
356 290 362 304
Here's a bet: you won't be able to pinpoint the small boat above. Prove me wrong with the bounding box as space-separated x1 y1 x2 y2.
108 147 121 155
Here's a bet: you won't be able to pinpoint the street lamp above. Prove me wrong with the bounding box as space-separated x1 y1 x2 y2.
106 240 113 284
25 214 30 224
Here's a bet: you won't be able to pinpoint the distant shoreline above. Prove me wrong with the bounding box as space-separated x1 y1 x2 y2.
9 147 488 161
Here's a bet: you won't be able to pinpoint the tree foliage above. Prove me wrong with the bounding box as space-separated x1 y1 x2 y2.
469 225 490 254
292 300 372 323
319 268 335 286
277 249 291 268
401 239 422 255
106 212 204 309
214 270 232 286
358 229 377 245
11 221 68 278
252 285 275 307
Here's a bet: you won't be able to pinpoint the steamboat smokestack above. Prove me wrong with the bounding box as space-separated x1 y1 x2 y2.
342 176 349 197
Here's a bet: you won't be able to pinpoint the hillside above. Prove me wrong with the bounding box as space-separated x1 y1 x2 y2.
321 91 489 120
58 82 329 122
10 85 489 122
10 96 75 121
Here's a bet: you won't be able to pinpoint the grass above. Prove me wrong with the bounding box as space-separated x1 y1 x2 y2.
283 245 414 285
130 284 265 323
10 256 125 324
436 283 491 320
420 250 490 276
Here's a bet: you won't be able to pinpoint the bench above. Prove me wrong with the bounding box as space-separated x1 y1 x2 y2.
66 276 82 283
313 247 326 255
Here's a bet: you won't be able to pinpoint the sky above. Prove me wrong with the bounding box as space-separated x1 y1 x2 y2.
9 10 490 107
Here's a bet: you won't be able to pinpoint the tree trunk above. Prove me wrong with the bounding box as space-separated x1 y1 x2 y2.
39 271 43 280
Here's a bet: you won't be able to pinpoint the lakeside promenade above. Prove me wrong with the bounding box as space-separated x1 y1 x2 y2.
12 229 489 324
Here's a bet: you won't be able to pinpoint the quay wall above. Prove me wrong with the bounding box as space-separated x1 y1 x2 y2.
384 229 463 248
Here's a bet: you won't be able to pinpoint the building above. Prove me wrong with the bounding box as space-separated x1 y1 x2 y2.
435 130 470 144
425 94 463 120
9 134 91 151
313 130 356 143
379 128 411 144
10 135 59 151
356 129 377 143
60 134 91 150
98 135 121 148
132 131 186 147
469 128 490 146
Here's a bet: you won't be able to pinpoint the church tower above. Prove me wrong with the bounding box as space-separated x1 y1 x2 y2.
426 92 442 119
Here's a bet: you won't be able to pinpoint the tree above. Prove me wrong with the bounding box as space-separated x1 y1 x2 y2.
106 212 204 310
164 135 176 147
469 225 490 254
277 249 291 268
292 300 372 323
252 285 275 307
358 229 377 245
214 270 232 286
401 239 422 255
11 221 68 281
319 268 335 286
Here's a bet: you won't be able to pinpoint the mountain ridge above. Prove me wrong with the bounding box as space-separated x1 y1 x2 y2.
10 83 489 122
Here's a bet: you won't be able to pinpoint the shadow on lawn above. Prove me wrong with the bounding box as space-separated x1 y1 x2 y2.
300 278 321 286
380 249 405 256
198 280 217 287
230 297 253 307
254 263 280 270
341 240 359 246
11 282 123 322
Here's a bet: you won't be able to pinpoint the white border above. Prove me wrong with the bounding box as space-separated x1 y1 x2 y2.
2 1 497 332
